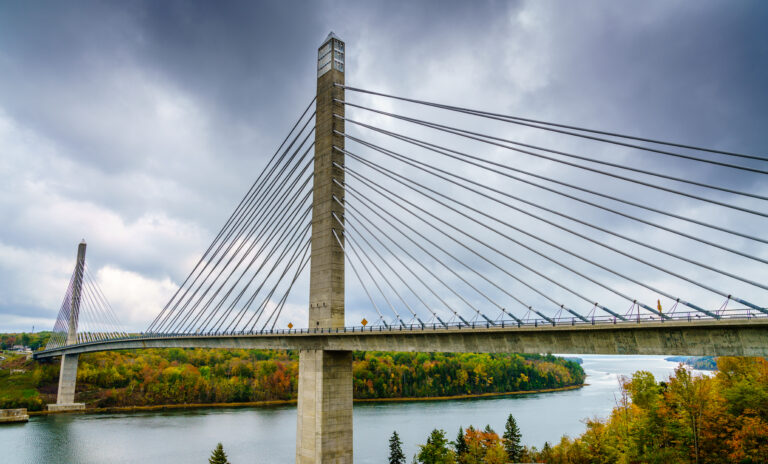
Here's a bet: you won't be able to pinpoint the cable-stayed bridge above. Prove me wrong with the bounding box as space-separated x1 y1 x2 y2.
33 33 768 462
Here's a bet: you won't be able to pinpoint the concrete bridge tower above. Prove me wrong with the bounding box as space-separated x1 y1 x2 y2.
48 241 87 412
296 32 352 463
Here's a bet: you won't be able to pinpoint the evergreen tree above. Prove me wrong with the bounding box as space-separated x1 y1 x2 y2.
389 430 406 464
453 426 468 457
503 414 523 462
209 442 230 464
539 442 553 462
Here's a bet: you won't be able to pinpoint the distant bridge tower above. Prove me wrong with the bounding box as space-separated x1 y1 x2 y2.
296 32 352 463
49 241 87 412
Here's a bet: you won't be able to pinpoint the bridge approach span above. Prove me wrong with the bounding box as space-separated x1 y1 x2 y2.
34 318 768 359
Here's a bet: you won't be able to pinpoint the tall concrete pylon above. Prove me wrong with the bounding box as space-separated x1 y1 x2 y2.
296 32 352 463
48 241 87 412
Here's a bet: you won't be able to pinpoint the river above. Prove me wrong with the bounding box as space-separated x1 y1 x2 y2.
0 355 709 463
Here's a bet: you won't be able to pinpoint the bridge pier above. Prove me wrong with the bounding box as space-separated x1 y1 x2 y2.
296 350 353 463
48 241 86 412
48 353 84 412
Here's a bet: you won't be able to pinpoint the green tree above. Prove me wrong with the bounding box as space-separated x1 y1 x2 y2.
503 414 523 462
209 442 230 464
416 429 454 464
389 430 406 464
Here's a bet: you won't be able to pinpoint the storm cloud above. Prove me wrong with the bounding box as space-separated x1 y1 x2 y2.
1 0 766 332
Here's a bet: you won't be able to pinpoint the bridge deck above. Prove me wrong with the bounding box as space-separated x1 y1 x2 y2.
34 317 768 359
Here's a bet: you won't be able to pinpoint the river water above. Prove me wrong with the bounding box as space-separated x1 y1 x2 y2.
1 355 709 463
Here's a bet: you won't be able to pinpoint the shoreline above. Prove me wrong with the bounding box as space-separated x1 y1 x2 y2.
29 383 584 416
356 384 584 403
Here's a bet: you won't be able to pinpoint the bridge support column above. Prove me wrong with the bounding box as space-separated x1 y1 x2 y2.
296 32 352 463
48 241 87 412
48 353 84 411
296 349 353 463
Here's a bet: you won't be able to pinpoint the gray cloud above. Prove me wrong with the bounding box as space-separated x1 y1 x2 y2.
0 0 766 332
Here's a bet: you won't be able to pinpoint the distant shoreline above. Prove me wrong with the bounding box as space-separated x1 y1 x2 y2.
354 384 584 403
29 383 584 416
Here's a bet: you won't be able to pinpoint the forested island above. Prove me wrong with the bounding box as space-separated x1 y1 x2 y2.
665 355 718 370
0 333 584 411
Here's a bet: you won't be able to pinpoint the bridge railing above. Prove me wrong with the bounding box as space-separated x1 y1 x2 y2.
34 307 767 354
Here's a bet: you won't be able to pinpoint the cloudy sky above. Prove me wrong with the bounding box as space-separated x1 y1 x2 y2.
1 0 766 333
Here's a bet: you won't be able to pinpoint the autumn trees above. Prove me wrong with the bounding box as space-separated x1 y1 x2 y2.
0 332 50 351
408 359 768 463
351 352 584 400
73 348 299 407
3 348 583 410
527 358 768 463
412 416 523 464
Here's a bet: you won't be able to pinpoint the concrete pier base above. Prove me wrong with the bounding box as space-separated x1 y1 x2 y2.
55 353 80 405
296 349 353 464
0 408 29 423
46 403 85 412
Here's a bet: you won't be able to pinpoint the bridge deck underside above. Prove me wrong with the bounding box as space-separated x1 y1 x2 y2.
34 319 768 359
